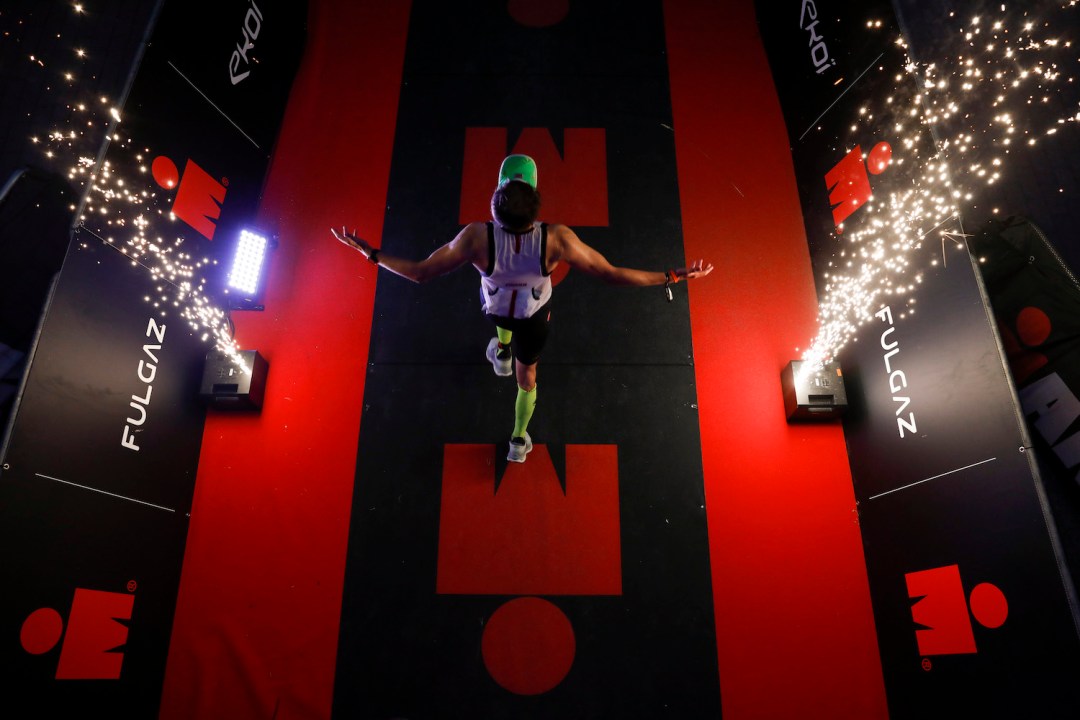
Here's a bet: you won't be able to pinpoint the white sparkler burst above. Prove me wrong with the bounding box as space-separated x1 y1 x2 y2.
799 4 1079 375
26 3 250 371
66 137 249 371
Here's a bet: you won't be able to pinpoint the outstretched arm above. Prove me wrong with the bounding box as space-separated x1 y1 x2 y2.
331 223 486 283
549 224 713 285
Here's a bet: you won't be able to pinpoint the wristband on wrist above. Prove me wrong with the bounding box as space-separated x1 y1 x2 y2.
663 268 678 303
368 248 380 265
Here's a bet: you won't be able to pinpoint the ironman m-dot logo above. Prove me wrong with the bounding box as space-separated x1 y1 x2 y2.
906 564 1007 658
19 584 136 680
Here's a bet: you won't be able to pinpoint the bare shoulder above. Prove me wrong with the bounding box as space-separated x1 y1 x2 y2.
459 221 489 240
453 221 491 266
454 221 489 249
545 223 578 256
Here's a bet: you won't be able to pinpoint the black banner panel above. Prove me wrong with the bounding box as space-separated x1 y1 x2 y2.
0 0 304 715
334 2 719 717
754 1 1080 717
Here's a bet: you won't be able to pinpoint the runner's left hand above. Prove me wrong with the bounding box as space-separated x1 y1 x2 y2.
331 226 375 259
678 259 714 280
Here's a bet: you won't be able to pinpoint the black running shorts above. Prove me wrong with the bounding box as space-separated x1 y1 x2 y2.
487 300 552 366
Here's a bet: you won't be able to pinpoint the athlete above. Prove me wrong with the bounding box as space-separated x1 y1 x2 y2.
332 154 713 463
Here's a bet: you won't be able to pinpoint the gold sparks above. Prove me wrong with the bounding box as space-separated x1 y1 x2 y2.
31 92 248 369
8 0 251 369
801 5 1078 371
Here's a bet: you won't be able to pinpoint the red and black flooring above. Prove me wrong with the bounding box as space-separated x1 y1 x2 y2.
161 2 887 718
335 2 716 715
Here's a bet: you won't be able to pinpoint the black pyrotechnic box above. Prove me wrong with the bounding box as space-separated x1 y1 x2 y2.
781 359 848 421
199 349 269 410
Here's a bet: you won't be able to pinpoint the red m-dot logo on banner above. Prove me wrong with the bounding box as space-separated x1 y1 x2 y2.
906 564 1008 657
19 586 136 679
151 155 228 240
824 141 892 231
437 444 621 695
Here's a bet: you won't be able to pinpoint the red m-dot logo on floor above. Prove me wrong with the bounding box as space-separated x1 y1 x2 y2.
19 586 135 679
906 564 1007 657
438 444 620 695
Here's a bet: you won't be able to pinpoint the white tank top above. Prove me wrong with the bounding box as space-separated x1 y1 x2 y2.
479 222 552 319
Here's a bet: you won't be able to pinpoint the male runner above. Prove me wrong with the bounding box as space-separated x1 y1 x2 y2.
332 154 713 463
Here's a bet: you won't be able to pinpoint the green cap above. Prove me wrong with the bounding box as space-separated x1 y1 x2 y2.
498 154 537 188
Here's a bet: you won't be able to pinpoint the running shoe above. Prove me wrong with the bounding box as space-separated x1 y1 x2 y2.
507 432 533 463
486 337 513 377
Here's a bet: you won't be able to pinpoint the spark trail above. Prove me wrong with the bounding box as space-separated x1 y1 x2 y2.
799 4 1078 374
16 2 251 371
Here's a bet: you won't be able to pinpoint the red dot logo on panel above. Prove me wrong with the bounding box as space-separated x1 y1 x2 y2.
437 443 621 694
19 586 136 680
823 141 892 232
905 564 1007 657
152 155 228 241
996 306 1051 384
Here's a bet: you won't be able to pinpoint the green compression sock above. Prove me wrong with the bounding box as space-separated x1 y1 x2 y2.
512 384 537 438
497 326 512 348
